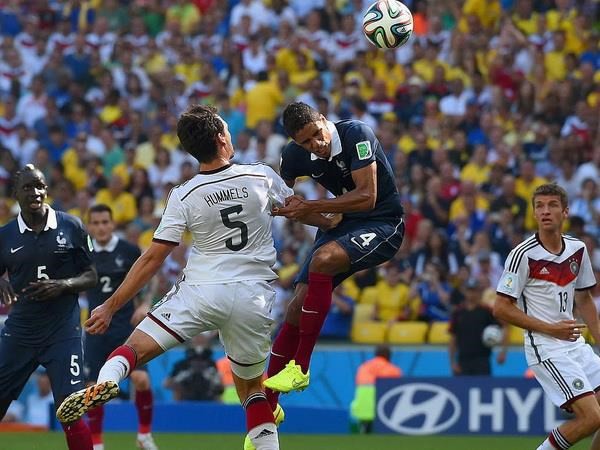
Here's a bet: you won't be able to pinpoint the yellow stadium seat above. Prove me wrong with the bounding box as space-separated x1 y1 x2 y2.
387 321 428 344
351 321 387 344
353 304 375 322
428 321 450 344
508 325 525 345
359 286 378 304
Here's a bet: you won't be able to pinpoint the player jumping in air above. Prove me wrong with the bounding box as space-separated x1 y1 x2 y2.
263 102 405 403
56 105 338 450
494 183 600 450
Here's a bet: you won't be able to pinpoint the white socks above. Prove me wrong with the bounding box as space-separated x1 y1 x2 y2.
97 355 131 384
248 422 279 450
537 439 555 450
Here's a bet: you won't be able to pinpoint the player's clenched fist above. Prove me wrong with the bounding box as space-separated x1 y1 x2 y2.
272 195 312 220
0 279 17 305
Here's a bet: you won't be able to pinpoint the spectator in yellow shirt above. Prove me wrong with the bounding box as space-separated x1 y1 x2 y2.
545 30 568 81
515 160 548 230
245 71 284 129
373 263 417 322
165 0 200 35
95 173 137 227
460 144 491 186
449 181 489 222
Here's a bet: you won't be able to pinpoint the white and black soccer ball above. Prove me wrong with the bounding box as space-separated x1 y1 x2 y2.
482 324 504 348
362 0 413 49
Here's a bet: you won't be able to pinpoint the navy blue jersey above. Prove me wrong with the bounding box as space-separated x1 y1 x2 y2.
86 237 141 336
0 207 94 346
280 119 404 221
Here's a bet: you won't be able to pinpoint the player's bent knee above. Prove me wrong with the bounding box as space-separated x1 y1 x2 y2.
309 244 349 275
125 329 165 366
233 376 263 404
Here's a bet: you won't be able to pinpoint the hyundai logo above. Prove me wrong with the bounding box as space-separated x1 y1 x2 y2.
377 383 460 435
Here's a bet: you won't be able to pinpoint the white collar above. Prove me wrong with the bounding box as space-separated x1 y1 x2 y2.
92 235 119 252
17 205 58 233
310 120 342 161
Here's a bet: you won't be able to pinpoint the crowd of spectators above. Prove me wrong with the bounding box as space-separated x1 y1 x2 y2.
1 0 600 341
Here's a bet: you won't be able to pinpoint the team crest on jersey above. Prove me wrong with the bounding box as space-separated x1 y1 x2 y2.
55 231 69 253
501 272 516 294
115 255 124 268
335 158 350 176
572 378 584 390
570 261 579 275
356 141 372 160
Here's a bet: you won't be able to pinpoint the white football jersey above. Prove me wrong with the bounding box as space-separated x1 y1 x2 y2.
496 234 597 365
154 163 293 284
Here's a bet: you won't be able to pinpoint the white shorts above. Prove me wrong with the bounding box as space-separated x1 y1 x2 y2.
530 344 600 410
137 279 275 380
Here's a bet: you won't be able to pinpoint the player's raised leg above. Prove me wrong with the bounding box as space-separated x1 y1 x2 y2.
57 330 163 423
264 284 305 409
264 242 346 393
130 369 158 450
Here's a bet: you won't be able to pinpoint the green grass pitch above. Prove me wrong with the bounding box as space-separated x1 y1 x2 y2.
0 432 592 450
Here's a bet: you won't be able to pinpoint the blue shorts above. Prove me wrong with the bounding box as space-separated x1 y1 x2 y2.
295 217 404 287
84 332 146 382
0 335 85 401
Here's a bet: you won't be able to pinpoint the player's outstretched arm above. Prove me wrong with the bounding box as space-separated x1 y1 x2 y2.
574 289 600 343
85 240 174 334
494 294 584 341
22 266 97 302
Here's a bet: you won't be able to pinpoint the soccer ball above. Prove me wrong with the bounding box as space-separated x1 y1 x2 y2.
362 0 413 49
482 324 504 348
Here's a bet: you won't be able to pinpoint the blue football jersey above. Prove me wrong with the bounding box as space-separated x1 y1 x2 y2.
86 237 141 336
280 119 404 221
0 207 94 345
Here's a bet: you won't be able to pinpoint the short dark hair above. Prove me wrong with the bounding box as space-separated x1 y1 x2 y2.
176 104 224 163
532 183 568 208
88 203 113 220
14 164 44 190
282 102 321 138
374 344 391 360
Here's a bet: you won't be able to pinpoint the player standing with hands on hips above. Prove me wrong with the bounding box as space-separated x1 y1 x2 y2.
264 102 405 403
0 164 97 450
56 104 318 450
494 184 600 450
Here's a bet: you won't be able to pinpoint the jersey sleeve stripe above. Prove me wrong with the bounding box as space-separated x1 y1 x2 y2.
496 292 518 301
152 238 179 246
575 283 597 291
508 239 538 273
